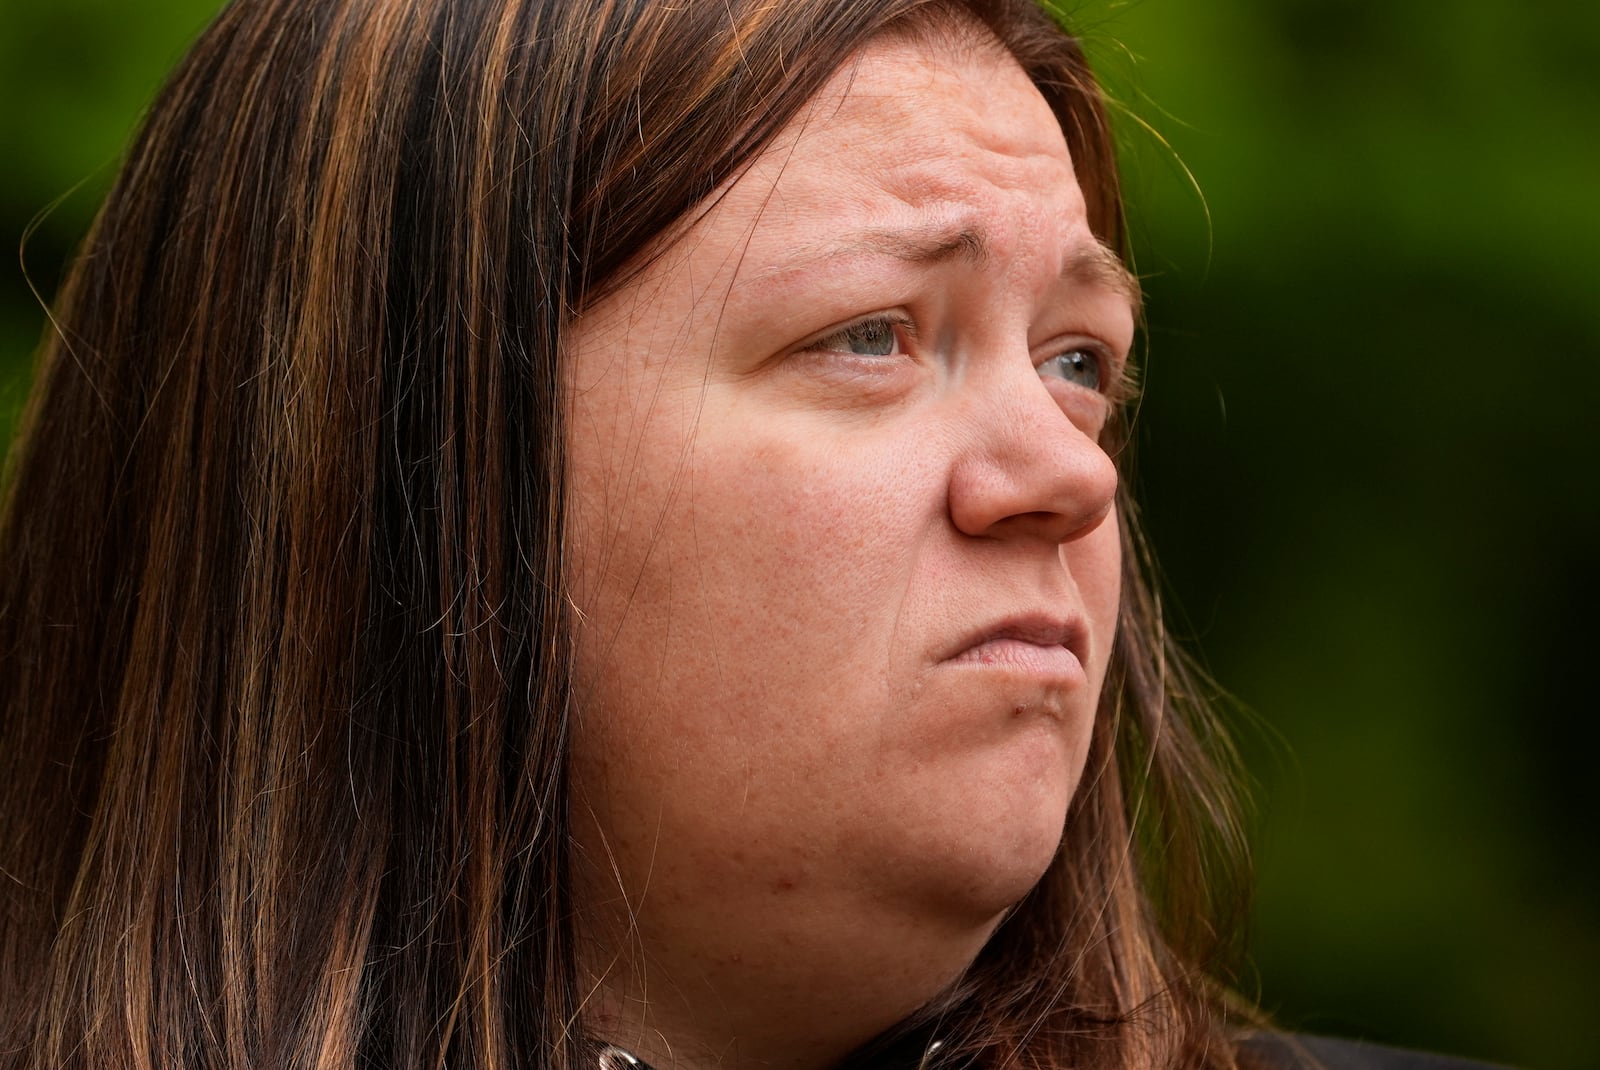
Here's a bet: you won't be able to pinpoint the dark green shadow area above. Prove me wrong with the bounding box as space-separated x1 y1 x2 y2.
1079 2 1599 1067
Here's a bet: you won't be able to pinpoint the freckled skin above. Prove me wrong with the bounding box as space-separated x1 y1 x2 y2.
565 30 1134 1070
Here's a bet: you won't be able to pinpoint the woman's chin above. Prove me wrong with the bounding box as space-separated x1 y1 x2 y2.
862 773 1077 928
920 824 1067 924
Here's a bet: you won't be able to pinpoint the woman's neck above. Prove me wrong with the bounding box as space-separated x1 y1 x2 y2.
577 893 996 1070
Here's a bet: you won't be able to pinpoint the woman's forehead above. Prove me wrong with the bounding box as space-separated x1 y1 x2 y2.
760 30 1071 182
659 35 1101 303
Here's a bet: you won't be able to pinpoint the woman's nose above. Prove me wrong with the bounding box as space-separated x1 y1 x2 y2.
946 372 1119 545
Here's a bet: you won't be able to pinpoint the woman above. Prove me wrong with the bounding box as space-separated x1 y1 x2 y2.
0 0 1504 1068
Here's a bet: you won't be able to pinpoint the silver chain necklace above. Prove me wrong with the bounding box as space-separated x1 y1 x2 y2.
598 1045 657 1070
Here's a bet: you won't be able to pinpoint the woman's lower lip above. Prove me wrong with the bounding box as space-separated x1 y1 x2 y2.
947 638 1085 680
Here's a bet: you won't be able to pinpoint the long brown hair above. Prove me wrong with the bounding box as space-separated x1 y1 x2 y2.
0 1 1249 1067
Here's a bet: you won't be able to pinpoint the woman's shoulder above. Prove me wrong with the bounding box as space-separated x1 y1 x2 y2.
1236 1032 1515 1070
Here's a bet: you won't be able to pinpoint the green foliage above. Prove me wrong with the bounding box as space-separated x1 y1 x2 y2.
0 0 223 442
2 2 1594 1067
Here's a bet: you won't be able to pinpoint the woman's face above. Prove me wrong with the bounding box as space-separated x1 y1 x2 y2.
565 27 1136 1019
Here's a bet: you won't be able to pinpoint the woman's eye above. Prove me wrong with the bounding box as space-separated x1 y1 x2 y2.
811 317 903 357
1039 348 1103 391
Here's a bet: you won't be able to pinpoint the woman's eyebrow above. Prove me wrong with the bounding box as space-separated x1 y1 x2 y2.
858 227 1141 319
857 223 991 267
752 221 1141 315
1064 240 1143 319
747 220 989 283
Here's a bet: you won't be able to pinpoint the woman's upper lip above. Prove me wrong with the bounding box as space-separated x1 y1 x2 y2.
942 613 1089 664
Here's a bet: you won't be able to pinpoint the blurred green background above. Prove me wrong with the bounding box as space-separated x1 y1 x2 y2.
1 1 1595 1067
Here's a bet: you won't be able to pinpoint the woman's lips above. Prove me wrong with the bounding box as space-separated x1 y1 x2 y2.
948 636 1085 682
941 614 1089 675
